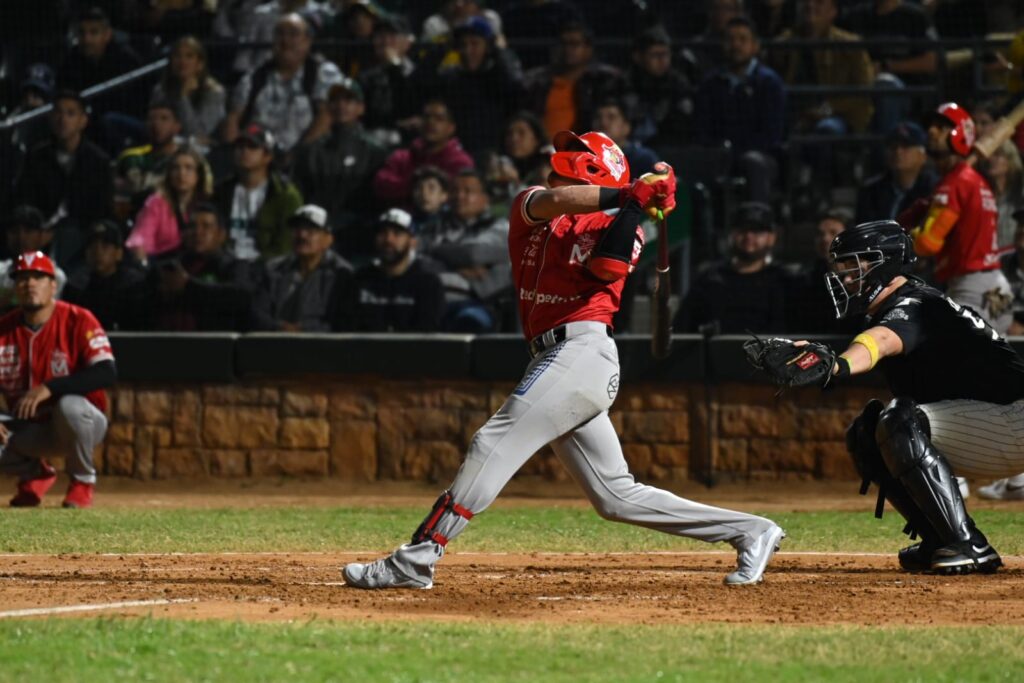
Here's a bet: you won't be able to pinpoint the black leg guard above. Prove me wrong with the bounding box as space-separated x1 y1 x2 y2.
876 398 972 547
411 490 475 547
847 399 941 570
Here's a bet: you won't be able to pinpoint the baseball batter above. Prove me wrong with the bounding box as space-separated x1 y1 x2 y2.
751 220 1024 574
908 102 1013 334
344 131 785 590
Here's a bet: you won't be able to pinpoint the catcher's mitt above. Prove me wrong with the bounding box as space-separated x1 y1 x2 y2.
743 336 836 389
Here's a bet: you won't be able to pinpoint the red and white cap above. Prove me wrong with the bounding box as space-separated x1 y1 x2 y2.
13 251 57 278
549 130 631 188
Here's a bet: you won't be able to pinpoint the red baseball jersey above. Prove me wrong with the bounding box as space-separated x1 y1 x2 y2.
509 187 643 340
929 161 1001 282
0 301 113 416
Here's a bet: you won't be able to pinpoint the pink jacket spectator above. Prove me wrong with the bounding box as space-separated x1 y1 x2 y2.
126 192 185 257
373 137 475 205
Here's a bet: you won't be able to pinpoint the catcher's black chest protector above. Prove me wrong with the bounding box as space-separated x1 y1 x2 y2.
868 281 1024 404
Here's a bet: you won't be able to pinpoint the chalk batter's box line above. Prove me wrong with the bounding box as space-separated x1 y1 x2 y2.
0 551 1021 560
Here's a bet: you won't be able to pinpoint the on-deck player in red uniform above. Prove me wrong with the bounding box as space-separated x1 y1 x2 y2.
344 131 785 591
909 103 1013 333
0 252 117 509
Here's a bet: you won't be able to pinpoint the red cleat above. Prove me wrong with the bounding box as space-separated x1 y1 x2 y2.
9 461 58 507
62 481 94 509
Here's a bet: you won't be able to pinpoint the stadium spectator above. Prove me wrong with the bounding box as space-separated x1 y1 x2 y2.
625 25 695 150
223 12 344 153
839 0 938 133
522 21 627 138
57 6 144 120
771 0 875 135
342 208 446 331
373 98 475 207
592 100 657 176
357 15 422 148
143 204 255 332
485 111 552 204
150 36 227 146
418 169 511 332
674 201 787 334
410 166 452 226
1003 210 1024 335
292 79 387 256
750 0 797 38
138 0 216 40
0 206 68 311
323 0 384 78
688 0 744 77
126 147 213 261
979 140 1024 249
14 90 114 265
502 0 583 70
0 251 115 509
839 0 938 84
9 63 56 154
421 0 504 44
439 17 525 158
217 0 332 78
62 220 145 331
784 207 858 334
251 204 353 331
213 123 304 261
855 121 937 224
694 16 786 204
114 101 183 219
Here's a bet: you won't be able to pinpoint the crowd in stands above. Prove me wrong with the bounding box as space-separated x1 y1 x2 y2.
1 0 1024 336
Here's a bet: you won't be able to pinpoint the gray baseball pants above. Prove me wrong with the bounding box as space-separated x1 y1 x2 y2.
920 399 1024 479
389 322 776 583
0 395 108 484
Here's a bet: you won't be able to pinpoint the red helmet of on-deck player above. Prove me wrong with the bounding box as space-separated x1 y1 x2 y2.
12 251 56 278
549 130 631 188
931 102 976 156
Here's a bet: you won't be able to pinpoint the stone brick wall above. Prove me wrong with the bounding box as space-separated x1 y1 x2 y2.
94 379 889 482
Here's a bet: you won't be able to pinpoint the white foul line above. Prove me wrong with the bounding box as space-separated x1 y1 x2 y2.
0 598 198 619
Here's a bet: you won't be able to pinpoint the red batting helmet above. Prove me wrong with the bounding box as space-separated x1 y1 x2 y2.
549 130 631 188
931 102 976 156
12 251 56 278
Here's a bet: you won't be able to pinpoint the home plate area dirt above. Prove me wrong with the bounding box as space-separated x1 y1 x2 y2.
1 551 1022 625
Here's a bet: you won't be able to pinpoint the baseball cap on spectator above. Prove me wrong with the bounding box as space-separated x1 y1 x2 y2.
238 122 275 151
21 63 55 100
378 208 416 234
329 77 364 102
634 25 671 51
453 16 495 41
88 219 124 246
8 205 47 232
287 205 330 231
373 13 410 36
732 201 775 232
885 121 926 148
12 251 56 278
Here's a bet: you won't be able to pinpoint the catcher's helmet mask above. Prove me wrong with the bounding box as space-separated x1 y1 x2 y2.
825 220 915 319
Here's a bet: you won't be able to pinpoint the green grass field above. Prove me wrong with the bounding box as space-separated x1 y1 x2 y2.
1 504 1023 682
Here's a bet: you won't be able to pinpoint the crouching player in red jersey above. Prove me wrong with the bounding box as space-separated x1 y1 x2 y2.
0 252 116 508
344 131 785 590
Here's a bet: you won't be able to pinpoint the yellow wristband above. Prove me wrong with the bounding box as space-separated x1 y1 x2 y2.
851 333 880 369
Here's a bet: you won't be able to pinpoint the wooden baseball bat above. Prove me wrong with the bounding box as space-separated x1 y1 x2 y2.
650 212 672 360
971 98 1024 161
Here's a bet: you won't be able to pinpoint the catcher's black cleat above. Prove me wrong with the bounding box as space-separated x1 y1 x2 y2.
929 541 1002 575
898 542 936 573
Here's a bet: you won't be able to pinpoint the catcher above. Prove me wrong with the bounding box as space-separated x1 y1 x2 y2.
746 219 1024 575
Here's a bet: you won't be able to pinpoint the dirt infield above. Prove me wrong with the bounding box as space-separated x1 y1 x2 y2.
1 550 1022 625
1 480 1021 626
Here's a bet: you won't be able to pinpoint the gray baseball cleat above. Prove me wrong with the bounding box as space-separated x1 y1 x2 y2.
343 557 433 590
724 524 786 586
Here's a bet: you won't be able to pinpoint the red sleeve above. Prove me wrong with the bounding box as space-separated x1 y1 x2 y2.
77 309 113 365
931 176 961 215
510 186 546 236
373 149 414 204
